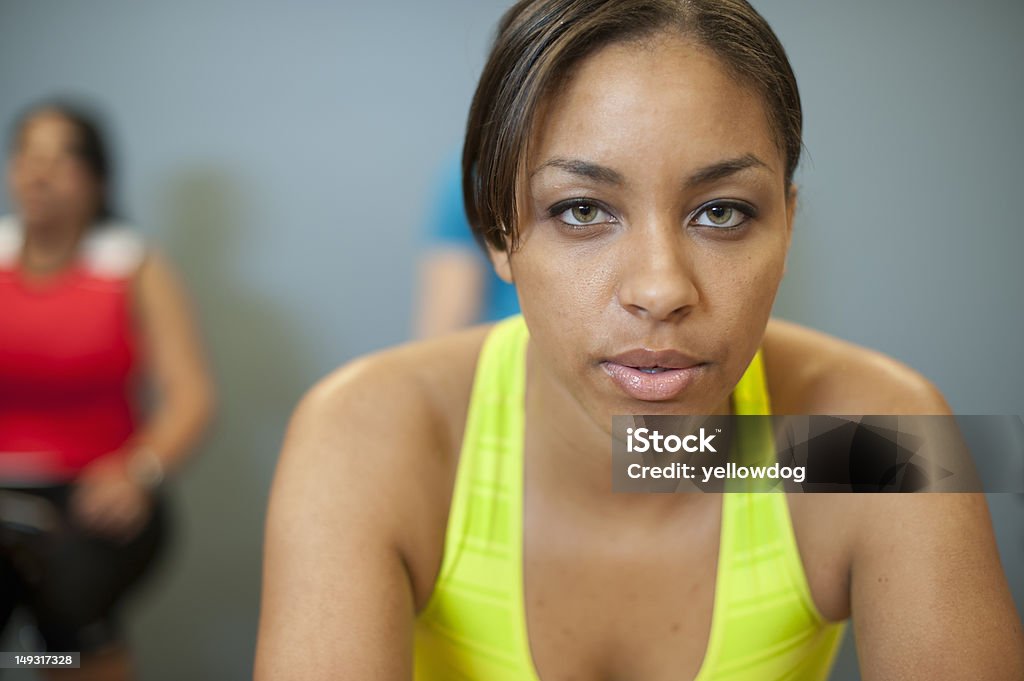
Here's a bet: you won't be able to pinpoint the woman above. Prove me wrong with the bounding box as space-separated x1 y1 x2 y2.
256 1 1024 679
0 102 214 679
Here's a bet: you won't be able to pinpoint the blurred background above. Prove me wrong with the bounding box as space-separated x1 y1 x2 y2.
0 0 1020 679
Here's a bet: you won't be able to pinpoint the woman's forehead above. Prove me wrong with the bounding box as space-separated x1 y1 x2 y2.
19 111 79 149
528 36 784 185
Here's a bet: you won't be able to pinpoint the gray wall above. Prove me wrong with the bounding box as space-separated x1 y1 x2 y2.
0 1 1020 679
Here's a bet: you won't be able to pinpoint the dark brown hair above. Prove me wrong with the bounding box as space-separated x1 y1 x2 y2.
463 0 802 251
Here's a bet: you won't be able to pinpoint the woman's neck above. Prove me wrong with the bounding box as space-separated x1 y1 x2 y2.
19 217 89 276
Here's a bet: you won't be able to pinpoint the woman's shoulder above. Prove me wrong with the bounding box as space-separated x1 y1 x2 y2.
764 319 960 622
0 216 21 269
279 325 492 607
762 317 950 415
81 221 146 279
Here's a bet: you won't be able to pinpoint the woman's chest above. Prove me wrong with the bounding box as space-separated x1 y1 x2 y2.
522 491 851 681
0 272 137 387
524 492 721 681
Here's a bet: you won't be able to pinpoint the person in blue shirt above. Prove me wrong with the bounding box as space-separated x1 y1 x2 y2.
414 153 519 337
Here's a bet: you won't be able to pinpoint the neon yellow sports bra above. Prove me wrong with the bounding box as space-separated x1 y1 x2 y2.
414 315 846 680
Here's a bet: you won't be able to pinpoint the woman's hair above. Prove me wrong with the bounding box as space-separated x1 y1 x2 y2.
8 99 117 222
464 0 802 251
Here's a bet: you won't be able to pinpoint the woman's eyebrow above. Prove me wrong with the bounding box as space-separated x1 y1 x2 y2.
532 153 770 187
532 158 625 185
685 153 769 187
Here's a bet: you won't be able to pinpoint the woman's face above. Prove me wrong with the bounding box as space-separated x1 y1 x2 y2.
7 111 101 230
496 34 795 427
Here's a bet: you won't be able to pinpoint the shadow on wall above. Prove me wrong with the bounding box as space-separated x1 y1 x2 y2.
129 168 319 681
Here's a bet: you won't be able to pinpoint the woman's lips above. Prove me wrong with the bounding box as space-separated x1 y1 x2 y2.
601 350 706 401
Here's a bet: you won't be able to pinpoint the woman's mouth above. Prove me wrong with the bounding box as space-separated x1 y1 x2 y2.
601 349 706 401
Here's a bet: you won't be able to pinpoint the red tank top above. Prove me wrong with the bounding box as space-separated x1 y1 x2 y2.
0 216 145 482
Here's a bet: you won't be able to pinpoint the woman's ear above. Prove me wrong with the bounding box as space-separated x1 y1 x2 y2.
487 240 514 284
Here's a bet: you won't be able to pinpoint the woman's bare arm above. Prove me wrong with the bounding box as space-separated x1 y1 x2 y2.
414 247 486 339
71 250 214 539
768 319 1024 677
130 250 216 471
852 491 1023 680
256 354 448 680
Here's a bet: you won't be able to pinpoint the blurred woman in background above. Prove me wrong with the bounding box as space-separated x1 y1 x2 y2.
0 101 214 680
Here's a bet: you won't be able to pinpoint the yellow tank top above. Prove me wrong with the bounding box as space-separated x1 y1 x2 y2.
414 315 846 680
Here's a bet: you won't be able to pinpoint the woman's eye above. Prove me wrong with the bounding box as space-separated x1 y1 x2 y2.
555 201 613 227
692 203 750 229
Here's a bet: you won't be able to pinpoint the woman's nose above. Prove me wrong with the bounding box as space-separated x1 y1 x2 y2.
18 153 60 185
616 221 699 322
